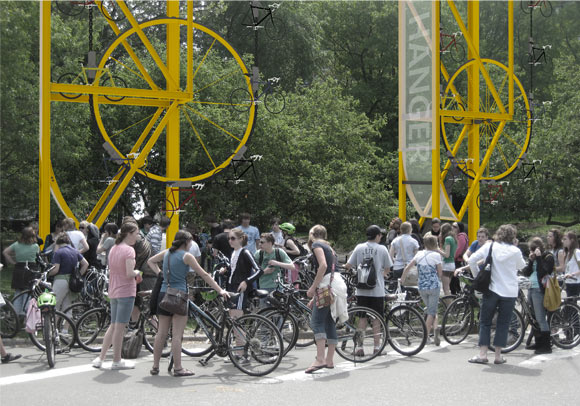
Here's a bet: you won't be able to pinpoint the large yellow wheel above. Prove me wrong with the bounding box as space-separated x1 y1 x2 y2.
91 19 256 183
441 59 531 181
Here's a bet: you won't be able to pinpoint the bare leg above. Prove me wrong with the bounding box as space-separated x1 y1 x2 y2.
152 315 171 369
494 346 503 362
169 314 188 371
112 323 128 363
479 345 488 360
325 343 336 366
98 324 115 361
442 275 451 296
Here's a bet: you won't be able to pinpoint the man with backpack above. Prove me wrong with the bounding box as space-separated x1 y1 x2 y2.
345 225 393 355
254 233 294 306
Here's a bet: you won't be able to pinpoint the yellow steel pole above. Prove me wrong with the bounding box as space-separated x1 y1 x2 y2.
398 2 406 222
467 1 480 242
39 1 52 245
165 1 181 247
432 1 441 221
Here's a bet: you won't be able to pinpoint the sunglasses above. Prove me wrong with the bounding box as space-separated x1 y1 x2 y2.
79 226 86 230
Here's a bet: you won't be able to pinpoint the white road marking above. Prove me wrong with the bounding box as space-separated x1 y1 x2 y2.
518 346 580 367
0 358 150 387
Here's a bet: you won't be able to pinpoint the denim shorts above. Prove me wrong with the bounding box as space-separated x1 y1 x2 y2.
419 288 440 316
110 296 135 324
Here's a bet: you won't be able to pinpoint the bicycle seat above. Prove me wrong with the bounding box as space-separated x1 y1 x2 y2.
248 289 269 299
385 293 398 302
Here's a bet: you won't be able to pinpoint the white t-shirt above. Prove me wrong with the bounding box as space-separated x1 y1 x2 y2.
67 230 86 251
271 230 284 246
391 234 420 270
565 249 580 284
188 241 202 273
468 241 526 298
347 241 393 297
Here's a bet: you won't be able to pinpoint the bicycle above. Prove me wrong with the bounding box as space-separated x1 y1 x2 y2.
174 291 284 376
520 0 553 17
20 255 77 368
528 101 553 129
57 64 127 101
440 30 465 63
547 276 580 349
0 293 20 339
239 2 286 41
54 0 126 21
522 43 551 69
230 73 286 114
441 274 525 353
160 184 204 220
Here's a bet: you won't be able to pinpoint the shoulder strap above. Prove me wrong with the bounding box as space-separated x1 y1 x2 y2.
165 252 172 288
259 250 264 267
275 248 281 262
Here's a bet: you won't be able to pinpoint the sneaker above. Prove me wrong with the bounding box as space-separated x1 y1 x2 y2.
92 357 103 369
426 337 433 345
434 328 441 346
374 347 386 356
111 359 135 370
353 349 365 357
1 353 22 364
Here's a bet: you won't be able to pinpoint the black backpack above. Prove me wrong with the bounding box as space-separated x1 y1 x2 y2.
286 237 308 257
356 256 377 289
258 248 282 267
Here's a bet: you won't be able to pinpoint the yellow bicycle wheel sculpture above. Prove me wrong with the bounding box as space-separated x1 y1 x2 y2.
441 59 531 181
91 19 256 183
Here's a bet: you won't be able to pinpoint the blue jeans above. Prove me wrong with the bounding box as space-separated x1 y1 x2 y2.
310 303 338 345
528 287 549 332
478 290 516 348
110 297 135 324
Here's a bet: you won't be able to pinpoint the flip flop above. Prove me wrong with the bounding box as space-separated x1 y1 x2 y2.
494 357 507 365
150 366 160 376
325 365 335 369
468 356 489 364
173 368 195 377
305 364 327 374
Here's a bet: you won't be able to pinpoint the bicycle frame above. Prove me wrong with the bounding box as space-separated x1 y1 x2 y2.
244 3 279 29
440 32 459 53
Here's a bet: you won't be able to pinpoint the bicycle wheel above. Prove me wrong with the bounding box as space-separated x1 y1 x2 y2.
62 302 91 326
100 75 127 102
54 0 85 17
57 72 85 99
99 1 126 21
43 313 56 368
76 308 110 352
29 311 76 352
520 0 532 14
264 89 286 114
264 15 287 41
142 313 172 357
441 297 474 345
226 314 283 376
0 298 19 338
549 303 580 349
291 303 315 348
335 306 388 363
490 308 525 353
449 42 466 64
181 308 218 357
539 0 553 17
387 305 427 356
257 307 299 356
229 88 254 113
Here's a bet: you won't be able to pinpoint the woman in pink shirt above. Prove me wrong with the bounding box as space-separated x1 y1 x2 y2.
92 222 143 370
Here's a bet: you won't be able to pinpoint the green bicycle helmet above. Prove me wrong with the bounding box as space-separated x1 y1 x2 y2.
279 222 295 235
37 291 56 308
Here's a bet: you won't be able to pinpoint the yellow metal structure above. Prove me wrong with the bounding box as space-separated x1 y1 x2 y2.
399 0 528 242
39 1 256 246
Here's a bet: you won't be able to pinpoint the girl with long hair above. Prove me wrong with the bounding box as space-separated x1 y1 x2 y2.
438 223 457 296
562 231 580 297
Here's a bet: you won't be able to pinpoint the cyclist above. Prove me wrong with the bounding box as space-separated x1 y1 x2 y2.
547 229 565 274
92 222 142 370
270 217 285 247
147 230 229 377
521 237 555 354
62 217 89 254
279 222 302 259
146 216 171 256
50 233 89 314
345 225 393 354
437 223 457 296
79 221 100 268
97 222 118 269
463 227 490 263
237 213 260 254
254 233 293 306
389 222 419 282
562 231 580 298
2 227 40 316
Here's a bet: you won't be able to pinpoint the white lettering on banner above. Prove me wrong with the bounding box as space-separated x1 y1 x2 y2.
409 95 430 114
408 12 430 42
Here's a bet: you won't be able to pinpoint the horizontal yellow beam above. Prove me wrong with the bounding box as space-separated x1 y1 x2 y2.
50 93 171 107
441 111 512 120
51 83 190 101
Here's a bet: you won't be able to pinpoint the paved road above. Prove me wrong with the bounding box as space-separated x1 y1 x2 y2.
1 335 579 406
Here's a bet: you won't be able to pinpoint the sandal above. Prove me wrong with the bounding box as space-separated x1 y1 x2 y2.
305 364 326 374
173 368 195 377
494 357 507 365
467 356 489 364
150 367 160 376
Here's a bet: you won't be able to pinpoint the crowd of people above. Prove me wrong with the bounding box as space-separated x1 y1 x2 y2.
1 214 579 375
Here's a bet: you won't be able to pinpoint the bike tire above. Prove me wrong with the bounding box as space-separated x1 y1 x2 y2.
257 307 299 356
291 303 315 348
520 0 532 14
226 314 283 376
335 306 388 363
229 88 253 113
387 304 427 356
549 302 580 349
76 308 110 352
29 311 76 352
450 42 466 64
99 1 126 22
263 90 285 114
181 306 219 357
142 313 172 357
264 15 287 41
490 308 525 353
57 72 85 99
62 302 91 326
540 0 553 17
101 75 127 102
54 0 85 17
42 313 56 368
0 298 20 338
441 297 474 345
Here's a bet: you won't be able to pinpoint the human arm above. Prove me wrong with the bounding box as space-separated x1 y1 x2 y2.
146 249 168 276
78 237 89 254
438 240 451 259
555 250 566 274
2 245 16 265
125 254 140 282
96 233 109 254
436 263 443 279
462 248 473 263
183 253 229 298
283 238 300 257
79 257 89 276
467 242 489 276
306 246 327 298
238 249 263 292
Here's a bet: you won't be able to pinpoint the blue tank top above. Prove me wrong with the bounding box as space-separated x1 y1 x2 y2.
161 250 189 293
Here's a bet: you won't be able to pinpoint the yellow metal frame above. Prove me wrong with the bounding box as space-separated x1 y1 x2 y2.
399 0 516 242
39 1 254 248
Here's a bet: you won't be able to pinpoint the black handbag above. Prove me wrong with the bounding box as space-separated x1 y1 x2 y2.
472 242 493 294
149 272 163 315
68 266 84 293
158 252 188 316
